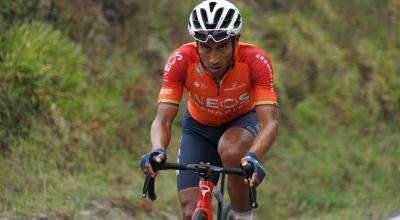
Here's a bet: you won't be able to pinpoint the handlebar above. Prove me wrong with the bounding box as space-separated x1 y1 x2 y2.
160 162 245 175
142 162 258 209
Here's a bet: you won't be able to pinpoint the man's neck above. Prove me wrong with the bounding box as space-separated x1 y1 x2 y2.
212 65 231 83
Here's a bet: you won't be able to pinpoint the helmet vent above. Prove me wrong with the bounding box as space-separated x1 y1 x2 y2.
234 14 241 28
202 8 217 29
221 9 234 29
213 8 223 26
192 11 202 29
200 8 209 23
209 2 217 12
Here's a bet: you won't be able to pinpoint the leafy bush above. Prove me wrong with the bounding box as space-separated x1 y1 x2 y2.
0 22 85 150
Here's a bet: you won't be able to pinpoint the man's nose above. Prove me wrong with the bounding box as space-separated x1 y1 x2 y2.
208 51 220 64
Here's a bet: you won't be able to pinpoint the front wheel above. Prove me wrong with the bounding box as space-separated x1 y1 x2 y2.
192 210 208 220
221 204 233 220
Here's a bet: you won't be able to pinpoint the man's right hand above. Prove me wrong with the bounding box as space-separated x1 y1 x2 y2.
139 148 167 177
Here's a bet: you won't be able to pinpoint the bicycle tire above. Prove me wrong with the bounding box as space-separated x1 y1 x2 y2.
192 210 208 220
221 204 233 220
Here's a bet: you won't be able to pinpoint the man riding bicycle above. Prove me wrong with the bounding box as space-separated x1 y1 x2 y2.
140 1 278 219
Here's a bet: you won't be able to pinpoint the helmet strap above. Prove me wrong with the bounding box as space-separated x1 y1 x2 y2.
195 41 207 70
230 36 237 68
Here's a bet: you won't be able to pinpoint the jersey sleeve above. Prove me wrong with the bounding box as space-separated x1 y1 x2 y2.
158 48 188 105
248 49 278 106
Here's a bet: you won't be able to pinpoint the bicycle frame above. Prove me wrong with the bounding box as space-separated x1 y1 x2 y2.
194 179 214 219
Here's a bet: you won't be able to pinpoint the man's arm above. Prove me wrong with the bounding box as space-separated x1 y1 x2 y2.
241 105 278 186
250 105 278 158
150 104 179 150
246 50 278 156
143 104 179 176
141 46 188 176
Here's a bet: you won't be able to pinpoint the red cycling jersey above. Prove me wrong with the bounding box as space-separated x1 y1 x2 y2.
158 42 277 126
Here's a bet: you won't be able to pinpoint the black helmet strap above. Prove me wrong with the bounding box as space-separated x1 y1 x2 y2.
230 36 237 68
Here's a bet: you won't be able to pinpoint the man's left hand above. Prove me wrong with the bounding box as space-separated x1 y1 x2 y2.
241 152 266 187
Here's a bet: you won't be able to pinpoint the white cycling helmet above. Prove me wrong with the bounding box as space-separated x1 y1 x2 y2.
188 0 242 42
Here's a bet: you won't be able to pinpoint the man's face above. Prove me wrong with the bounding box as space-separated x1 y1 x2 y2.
197 38 235 79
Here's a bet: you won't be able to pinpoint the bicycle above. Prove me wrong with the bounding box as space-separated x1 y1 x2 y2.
142 160 258 220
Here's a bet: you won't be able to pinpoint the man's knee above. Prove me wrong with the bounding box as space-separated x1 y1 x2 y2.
182 204 195 220
179 187 198 220
218 144 243 166
218 128 253 166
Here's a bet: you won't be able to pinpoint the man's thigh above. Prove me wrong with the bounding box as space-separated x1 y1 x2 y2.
176 133 222 191
176 110 224 191
218 109 259 164
228 108 259 137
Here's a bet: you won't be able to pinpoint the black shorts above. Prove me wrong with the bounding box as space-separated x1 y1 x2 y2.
176 109 260 191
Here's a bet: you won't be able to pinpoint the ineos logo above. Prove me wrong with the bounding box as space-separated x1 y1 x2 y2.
164 52 183 73
190 92 250 109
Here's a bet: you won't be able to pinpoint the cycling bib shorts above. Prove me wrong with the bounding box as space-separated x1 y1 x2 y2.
176 108 259 191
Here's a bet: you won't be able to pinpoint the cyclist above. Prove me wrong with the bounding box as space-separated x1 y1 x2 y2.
140 0 278 219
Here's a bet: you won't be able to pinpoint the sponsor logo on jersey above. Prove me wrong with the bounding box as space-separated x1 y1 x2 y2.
196 64 203 75
200 83 208 90
256 53 275 93
164 51 183 73
193 81 208 90
160 88 172 95
224 83 246 91
189 92 250 111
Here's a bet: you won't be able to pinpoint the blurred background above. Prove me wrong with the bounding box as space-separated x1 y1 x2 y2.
0 0 399 219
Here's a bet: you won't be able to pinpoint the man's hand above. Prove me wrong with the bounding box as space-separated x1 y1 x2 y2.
140 148 167 177
241 152 266 187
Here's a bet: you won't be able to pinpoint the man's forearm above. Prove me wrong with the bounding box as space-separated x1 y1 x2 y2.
249 119 278 159
150 120 172 150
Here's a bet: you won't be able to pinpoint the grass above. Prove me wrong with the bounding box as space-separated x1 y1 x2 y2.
259 124 400 220
0 123 142 216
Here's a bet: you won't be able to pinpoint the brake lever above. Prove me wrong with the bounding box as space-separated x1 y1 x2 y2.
142 175 150 198
249 185 258 208
242 162 258 209
141 156 162 201
142 175 157 201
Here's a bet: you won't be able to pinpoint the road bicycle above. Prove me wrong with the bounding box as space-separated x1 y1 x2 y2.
142 161 258 220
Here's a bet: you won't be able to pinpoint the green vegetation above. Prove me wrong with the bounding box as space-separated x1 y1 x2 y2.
1 0 399 219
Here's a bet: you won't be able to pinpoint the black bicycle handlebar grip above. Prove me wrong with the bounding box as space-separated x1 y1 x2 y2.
243 162 254 178
150 154 163 172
